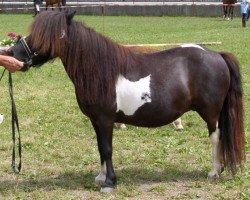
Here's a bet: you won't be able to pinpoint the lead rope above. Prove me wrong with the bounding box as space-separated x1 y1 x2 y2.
0 69 6 81
8 72 22 173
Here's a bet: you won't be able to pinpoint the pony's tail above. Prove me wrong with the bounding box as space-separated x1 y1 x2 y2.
219 52 245 174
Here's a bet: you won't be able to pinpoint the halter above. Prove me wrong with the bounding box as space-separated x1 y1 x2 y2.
18 37 38 71
19 37 38 59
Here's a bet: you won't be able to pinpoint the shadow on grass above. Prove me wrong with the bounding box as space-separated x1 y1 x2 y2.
0 165 208 192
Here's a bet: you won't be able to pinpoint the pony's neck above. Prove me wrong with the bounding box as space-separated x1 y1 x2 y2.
64 21 137 104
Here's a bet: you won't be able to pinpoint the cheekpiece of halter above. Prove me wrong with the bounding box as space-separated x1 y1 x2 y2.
19 37 38 71
19 37 34 59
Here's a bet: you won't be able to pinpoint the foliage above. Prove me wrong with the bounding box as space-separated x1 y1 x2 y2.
0 14 249 199
0 32 19 47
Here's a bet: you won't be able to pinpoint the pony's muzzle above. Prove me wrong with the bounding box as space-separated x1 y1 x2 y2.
20 60 32 72
7 49 14 56
6 48 30 72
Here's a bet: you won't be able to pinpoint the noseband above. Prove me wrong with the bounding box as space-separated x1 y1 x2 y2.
19 37 38 59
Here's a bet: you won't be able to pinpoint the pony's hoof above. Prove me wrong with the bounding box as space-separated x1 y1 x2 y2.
100 187 116 193
176 126 184 131
207 171 219 181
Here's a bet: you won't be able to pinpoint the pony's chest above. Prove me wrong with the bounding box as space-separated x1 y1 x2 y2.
115 75 152 116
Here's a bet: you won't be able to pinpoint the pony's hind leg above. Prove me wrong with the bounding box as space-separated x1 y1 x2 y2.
208 125 223 180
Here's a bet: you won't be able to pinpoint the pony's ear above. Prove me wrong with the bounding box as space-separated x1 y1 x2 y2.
66 10 76 25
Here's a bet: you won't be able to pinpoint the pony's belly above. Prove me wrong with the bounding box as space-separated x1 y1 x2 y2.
115 74 182 126
116 111 177 127
116 103 180 128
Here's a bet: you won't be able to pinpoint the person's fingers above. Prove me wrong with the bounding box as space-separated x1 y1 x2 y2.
13 60 24 70
7 58 24 72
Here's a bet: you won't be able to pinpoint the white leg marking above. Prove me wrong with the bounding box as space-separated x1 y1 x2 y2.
0 114 4 124
173 118 184 131
95 161 107 185
208 127 222 180
116 75 151 116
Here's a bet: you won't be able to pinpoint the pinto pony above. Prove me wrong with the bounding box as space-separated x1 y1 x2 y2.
9 11 245 192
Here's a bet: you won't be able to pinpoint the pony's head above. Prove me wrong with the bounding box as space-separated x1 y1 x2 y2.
9 10 76 71
8 36 51 71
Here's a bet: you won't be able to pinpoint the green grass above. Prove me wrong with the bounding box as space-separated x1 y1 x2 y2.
0 14 250 199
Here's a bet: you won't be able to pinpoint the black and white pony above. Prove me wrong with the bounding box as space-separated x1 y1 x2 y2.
9 11 245 192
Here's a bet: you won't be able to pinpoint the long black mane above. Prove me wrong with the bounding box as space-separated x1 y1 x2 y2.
30 11 140 103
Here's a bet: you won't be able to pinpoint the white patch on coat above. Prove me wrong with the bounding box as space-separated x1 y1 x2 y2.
116 75 151 116
181 44 205 50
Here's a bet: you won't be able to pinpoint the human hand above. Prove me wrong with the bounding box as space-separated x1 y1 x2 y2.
6 56 24 72
0 55 24 72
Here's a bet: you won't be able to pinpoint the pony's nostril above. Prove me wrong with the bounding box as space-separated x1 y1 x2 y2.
7 49 14 56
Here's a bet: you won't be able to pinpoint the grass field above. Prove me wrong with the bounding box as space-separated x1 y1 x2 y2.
0 14 250 199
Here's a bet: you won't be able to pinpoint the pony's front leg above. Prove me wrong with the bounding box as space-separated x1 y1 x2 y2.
208 127 223 180
91 120 116 192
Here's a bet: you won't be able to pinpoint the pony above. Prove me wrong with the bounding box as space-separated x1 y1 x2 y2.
222 0 237 20
9 11 245 192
